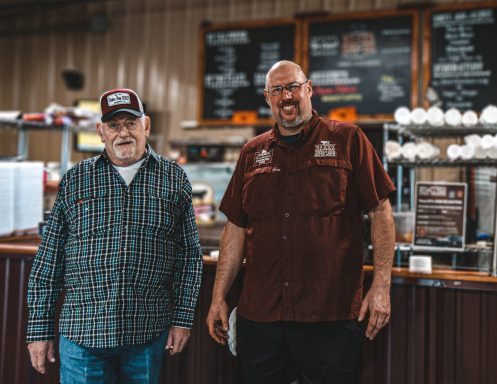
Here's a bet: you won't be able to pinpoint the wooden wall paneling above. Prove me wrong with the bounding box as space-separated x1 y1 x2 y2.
0 0 490 164
482 291 497 384
389 283 409 384
0 257 28 384
459 290 482 384
426 286 438 384
0 257 7 382
439 287 457 384
413 285 427 384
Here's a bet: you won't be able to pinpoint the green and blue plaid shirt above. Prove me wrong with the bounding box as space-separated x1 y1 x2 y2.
26 146 203 348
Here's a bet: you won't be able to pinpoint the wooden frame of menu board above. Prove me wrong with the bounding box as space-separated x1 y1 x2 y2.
198 19 301 126
302 9 419 122
423 2 497 112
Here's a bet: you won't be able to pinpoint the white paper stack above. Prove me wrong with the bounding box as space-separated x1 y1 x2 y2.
0 163 16 236
14 162 44 231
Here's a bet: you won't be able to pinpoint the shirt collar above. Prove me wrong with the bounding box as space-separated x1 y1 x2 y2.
96 143 159 167
268 110 320 148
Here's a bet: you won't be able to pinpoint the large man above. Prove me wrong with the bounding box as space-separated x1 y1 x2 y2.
207 61 396 383
27 88 203 383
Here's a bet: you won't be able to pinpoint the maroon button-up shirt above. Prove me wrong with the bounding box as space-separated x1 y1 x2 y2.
220 111 395 322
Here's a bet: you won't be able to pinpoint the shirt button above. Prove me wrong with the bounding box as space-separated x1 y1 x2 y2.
284 212 290 218
282 235 288 240
284 281 289 287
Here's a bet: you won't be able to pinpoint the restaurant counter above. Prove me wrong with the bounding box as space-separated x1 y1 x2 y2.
1 239 496 384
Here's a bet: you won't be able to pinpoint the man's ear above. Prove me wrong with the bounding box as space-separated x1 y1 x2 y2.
144 116 151 137
96 123 105 143
264 91 271 107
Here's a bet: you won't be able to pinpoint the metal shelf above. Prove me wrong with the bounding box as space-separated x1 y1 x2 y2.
369 243 493 254
0 119 72 175
388 159 497 167
383 121 497 276
384 123 497 137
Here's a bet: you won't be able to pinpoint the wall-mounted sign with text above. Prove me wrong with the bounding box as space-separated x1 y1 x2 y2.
413 181 467 251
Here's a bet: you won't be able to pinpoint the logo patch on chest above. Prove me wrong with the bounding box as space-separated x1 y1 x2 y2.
254 149 273 166
314 141 336 158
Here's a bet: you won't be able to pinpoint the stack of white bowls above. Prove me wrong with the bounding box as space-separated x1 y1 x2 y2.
446 133 497 160
385 140 439 162
394 104 497 128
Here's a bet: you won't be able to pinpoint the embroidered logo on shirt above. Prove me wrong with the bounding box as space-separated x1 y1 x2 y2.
254 149 273 166
314 141 336 158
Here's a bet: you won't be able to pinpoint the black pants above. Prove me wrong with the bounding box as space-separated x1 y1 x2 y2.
236 316 364 384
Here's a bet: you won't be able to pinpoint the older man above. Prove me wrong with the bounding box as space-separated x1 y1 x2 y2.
207 61 396 383
27 88 203 383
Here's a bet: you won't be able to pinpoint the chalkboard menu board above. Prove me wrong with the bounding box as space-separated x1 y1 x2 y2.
305 11 417 119
199 21 296 124
427 5 497 111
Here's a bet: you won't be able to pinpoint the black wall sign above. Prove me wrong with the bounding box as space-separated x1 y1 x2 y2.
414 182 467 251
200 22 295 123
429 6 497 111
306 13 415 118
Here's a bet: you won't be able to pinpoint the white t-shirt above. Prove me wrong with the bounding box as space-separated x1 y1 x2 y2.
112 158 145 186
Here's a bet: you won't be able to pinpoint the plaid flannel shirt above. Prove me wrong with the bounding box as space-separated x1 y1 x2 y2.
26 146 203 348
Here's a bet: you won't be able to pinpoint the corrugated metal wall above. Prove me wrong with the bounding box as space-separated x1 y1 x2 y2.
0 0 483 161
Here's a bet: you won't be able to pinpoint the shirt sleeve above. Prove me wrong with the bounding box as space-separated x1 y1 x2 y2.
26 175 68 343
351 126 396 213
171 170 203 329
219 148 249 227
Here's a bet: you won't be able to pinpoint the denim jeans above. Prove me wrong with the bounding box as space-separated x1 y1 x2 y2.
59 329 168 384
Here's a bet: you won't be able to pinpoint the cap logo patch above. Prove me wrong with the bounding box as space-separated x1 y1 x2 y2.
107 92 131 107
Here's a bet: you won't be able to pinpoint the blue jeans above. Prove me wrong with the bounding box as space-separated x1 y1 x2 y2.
59 329 168 384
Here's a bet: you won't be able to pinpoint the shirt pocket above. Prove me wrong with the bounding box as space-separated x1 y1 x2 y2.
242 166 280 220
294 158 352 216
70 196 117 239
140 194 179 237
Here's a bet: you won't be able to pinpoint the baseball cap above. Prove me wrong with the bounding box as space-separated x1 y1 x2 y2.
99 88 144 122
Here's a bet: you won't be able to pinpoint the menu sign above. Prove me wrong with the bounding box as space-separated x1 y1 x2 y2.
200 23 295 123
306 12 416 118
429 6 497 110
413 182 467 250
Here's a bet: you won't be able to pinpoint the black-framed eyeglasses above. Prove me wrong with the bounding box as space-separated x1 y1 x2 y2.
266 80 308 97
105 118 140 133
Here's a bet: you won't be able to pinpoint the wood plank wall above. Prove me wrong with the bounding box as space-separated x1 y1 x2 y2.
2 254 497 384
0 0 484 163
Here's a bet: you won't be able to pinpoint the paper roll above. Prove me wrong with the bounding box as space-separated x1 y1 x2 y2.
460 145 475 160
447 144 462 160
401 142 417 161
444 108 462 127
410 108 427 125
385 140 402 161
394 106 411 125
464 134 481 148
462 110 478 127
426 106 444 126
480 105 497 125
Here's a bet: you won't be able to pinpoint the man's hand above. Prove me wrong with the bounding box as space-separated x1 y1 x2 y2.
28 341 56 374
358 285 391 340
165 326 191 355
206 299 229 345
